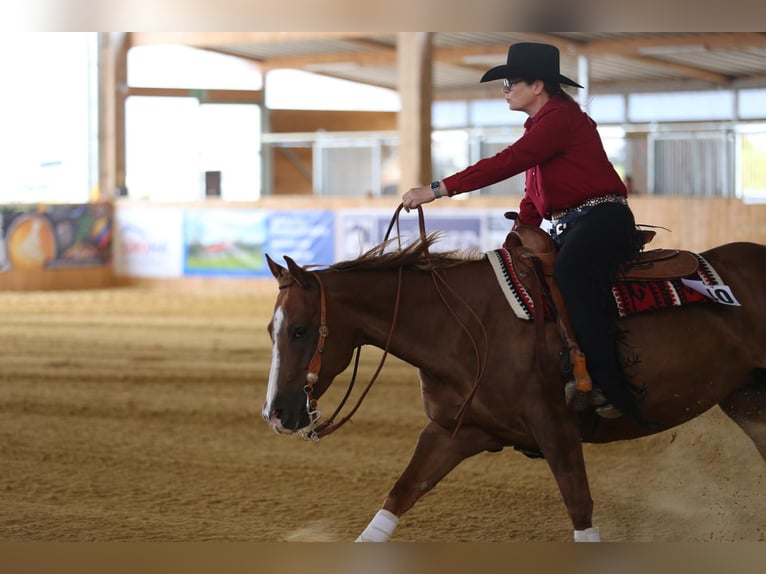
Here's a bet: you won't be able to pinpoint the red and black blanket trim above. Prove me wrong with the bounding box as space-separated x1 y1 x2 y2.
487 248 723 321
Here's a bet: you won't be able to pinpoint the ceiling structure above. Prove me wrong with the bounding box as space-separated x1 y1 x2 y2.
129 32 766 99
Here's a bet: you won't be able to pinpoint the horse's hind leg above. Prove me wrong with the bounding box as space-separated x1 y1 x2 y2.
528 415 597 541
356 420 500 542
720 369 766 460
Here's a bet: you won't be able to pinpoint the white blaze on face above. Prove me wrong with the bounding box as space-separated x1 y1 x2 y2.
263 305 285 420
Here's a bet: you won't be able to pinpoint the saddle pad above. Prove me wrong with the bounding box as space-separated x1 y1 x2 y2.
487 248 724 321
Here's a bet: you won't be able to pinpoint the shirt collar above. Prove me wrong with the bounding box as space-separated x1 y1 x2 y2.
524 95 566 129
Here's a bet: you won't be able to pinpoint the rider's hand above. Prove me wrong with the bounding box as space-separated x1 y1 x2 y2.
402 182 443 212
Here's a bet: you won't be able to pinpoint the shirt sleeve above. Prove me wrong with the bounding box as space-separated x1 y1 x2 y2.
442 104 572 196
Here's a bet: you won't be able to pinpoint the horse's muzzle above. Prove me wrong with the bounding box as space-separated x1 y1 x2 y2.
262 401 310 435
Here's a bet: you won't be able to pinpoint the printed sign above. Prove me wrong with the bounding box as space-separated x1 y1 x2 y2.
337 208 486 261
183 209 334 276
0 204 112 272
264 210 334 268
114 208 184 278
681 278 742 306
184 209 268 276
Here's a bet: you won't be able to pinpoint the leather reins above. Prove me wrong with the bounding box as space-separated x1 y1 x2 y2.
300 203 489 441
301 266 403 442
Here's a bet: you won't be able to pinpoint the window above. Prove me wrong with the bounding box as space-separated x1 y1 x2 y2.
125 44 263 202
126 98 262 201
629 91 735 123
738 126 766 203
0 33 95 204
265 69 399 111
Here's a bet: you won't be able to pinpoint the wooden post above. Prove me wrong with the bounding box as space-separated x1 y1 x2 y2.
397 33 433 196
98 33 129 200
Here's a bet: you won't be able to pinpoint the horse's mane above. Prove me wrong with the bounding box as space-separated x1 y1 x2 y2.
329 233 482 272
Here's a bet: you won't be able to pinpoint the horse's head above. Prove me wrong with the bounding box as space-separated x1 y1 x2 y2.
262 254 355 437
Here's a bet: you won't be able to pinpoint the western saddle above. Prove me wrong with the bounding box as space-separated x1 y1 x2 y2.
502 212 699 411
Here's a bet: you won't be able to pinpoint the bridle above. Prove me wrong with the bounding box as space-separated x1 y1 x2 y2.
299 266 403 442
297 204 489 442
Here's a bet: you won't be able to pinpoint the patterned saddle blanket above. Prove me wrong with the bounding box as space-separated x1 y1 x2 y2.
486 248 737 321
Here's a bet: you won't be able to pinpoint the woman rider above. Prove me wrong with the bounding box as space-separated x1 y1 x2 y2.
401 42 645 419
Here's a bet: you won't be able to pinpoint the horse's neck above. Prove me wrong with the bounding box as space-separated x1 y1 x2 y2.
330 268 477 375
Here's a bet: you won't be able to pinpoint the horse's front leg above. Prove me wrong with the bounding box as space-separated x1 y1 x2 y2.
356 420 498 542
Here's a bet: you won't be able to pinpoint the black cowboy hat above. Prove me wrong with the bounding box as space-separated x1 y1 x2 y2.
480 42 584 88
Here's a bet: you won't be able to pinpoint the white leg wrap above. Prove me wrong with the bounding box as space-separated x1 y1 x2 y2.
573 526 600 542
355 509 399 542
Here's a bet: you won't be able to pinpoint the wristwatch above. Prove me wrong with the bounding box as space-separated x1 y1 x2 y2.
430 180 442 199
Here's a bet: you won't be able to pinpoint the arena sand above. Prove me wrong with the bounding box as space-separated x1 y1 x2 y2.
0 286 763 542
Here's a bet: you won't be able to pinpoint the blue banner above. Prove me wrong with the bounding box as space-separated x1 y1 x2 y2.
338 209 484 261
264 210 335 268
183 209 334 277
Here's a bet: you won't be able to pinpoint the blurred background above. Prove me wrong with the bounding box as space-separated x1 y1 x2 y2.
1 32 765 289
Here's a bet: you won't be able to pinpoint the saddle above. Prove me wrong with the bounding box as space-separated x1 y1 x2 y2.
503 217 699 409
504 226 699 283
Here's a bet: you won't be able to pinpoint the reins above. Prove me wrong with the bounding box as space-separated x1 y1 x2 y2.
302 266 403 442
300 203 489 441
428 269 489 437
386 203 489 435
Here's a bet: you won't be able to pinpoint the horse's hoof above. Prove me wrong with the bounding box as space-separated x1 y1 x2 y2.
595 404 623 419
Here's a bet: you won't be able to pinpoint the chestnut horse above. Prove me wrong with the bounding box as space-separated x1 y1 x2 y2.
262 229 766 542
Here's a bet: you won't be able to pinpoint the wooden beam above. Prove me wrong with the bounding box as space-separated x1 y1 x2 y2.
628 55 731 85
261 49 396 72
431 35 736 86
397 33 433 195
98 32 129 201
129 32 376 47
580 33 766 56
126 87 263 104
579 33 766 85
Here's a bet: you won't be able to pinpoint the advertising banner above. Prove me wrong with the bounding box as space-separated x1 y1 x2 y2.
184 208 268 276
264 210 335 268
337 208 488 261
108 205 545 280
114 207 184 278
183 209 334 277
0 203 112 272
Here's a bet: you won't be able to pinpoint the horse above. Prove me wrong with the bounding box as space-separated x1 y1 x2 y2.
261 220 766 542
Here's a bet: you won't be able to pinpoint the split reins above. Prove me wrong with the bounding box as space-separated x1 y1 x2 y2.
301 266 403 442
300 203 489 441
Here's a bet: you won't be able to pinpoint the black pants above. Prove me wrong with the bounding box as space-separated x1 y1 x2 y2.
552 202 643 416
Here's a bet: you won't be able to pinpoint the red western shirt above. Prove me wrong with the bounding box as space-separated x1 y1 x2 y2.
442 95 627 227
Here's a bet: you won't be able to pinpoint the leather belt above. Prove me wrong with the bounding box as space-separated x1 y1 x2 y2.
549 193 628 222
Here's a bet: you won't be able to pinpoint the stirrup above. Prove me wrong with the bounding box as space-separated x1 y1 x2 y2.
589 386 608 406
564 382 610 411
564 350 594 411
595 403 623 419
565 380 587 411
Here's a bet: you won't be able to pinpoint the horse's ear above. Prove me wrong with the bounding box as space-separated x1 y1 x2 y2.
284 255 312 288
266 253 287 281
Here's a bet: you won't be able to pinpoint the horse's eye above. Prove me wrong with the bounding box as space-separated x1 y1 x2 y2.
290 325 308 340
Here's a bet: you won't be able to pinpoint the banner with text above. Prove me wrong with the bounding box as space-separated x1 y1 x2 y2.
184 209 334 277
114 207 185 278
